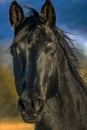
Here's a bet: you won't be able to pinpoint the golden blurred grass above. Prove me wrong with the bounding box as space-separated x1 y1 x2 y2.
79 63 87 84
0 64 19 118
0 123 34 130
0 117 35 130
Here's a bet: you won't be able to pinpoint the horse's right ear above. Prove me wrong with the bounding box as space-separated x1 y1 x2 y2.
9 1 24 29
41 0 56 26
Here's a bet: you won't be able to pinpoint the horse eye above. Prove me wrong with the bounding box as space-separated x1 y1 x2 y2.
45 47 56 56
45 47 56 57
10 46 17 57
45 46 52 53
50 49 56 56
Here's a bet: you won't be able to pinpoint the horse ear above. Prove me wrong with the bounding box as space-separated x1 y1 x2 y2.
9 1 24 29
41 0 56 26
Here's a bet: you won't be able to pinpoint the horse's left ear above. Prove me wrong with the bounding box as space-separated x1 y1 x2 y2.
41 0 56 26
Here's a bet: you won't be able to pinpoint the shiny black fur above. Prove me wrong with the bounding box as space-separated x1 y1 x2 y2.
9 0 87 130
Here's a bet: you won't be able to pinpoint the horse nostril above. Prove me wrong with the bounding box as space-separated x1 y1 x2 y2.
18 97 44 114
18 98 25 111
31 98 44 113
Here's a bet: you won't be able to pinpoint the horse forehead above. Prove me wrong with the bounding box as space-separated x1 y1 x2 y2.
14 25 56 50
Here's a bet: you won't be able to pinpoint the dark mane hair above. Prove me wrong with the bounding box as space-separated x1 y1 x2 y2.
52 27 87 92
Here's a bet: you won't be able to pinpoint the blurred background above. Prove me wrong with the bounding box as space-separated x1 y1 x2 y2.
0 0 87 130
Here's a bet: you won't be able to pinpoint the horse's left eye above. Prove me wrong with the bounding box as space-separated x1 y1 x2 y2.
45 47 56 56
50 49 56 56
45 46 53 53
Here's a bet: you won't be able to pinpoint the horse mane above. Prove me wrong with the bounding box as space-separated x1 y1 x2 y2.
52 27 87 94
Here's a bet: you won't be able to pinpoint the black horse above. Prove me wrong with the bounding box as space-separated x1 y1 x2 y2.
9 0 87 130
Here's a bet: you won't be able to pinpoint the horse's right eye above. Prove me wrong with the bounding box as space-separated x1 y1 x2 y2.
10 47 17 57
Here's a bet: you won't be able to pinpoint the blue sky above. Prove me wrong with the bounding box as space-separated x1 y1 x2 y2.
0 0 87 55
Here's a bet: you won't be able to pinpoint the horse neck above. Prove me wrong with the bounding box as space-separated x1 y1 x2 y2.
56 48 87 129
57 47 87 101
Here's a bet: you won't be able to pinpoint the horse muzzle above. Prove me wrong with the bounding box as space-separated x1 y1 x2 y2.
17 96 45 123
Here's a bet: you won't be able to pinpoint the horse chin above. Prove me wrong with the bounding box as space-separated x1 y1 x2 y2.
21 114 41 123
19 109 42 123
23 117 41 123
